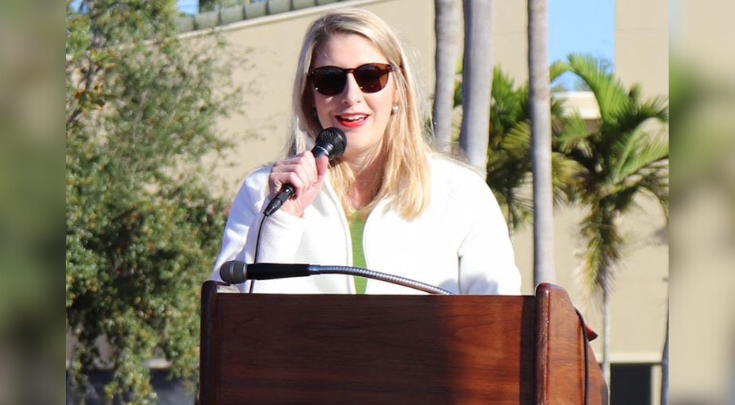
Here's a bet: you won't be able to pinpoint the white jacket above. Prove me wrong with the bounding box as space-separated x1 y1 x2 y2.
211 156 521 295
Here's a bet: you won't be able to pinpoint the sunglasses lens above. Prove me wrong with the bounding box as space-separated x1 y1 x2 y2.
354 64 391 93
311 68 346 96
310 64 392 95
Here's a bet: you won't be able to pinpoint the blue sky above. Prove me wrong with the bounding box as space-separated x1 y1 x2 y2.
549 0 614 64
549 0 614 88
177 0 199 15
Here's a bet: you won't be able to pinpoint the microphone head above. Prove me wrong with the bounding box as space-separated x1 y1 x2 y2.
220 261 247 284
314 127 347 160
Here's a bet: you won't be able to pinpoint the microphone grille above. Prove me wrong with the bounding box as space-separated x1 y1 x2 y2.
220 261 246 284
315 127 347 160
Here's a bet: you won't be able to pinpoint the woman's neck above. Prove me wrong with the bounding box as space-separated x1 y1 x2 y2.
346 155 383 211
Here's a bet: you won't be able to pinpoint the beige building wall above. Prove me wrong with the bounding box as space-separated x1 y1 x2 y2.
612 2 669 404
615 0 668 96
669 1 735 403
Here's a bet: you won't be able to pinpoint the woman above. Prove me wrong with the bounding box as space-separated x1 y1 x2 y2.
212 9 520 295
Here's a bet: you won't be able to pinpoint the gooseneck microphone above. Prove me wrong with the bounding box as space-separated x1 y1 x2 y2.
219 261 453 295
263 127 347 217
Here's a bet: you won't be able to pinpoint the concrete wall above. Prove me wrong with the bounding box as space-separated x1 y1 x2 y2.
669 1 735 402
615 0 668 96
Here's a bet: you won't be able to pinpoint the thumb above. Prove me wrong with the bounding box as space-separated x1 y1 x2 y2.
315 155 329 182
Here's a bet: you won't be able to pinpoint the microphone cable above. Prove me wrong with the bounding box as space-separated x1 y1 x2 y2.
248 213 268 293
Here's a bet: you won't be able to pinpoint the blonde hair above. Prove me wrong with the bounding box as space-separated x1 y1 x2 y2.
289 8 432 220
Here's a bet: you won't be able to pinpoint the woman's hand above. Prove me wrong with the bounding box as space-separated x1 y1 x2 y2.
268 152 329 217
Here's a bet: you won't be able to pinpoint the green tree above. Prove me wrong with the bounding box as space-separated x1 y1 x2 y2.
454 66 576 237
198 0 248 13
558 54 669 386
66 0 236 402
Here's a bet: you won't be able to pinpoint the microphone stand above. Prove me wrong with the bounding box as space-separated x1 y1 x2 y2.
221 261 453 295
308 265 453 295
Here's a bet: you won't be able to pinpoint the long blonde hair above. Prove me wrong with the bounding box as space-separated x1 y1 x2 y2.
289 8 432 220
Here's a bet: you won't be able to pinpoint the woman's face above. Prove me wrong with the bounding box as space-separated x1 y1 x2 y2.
310 33 397 162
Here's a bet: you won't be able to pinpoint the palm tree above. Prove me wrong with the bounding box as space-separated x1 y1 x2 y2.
528 0 555 285
453 65 577 238
558 54 669 386
459 0 493 178
432 0 461 153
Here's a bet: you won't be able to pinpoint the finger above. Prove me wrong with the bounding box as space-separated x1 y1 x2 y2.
283 171 305 196
299 152 318 182
269 165 303 190
315 155 329 181
290 164 312 195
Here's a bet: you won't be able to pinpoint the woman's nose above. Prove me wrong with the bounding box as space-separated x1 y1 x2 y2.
340 73 363 105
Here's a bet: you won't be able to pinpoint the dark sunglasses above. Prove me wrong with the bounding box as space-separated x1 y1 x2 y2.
309 63 395 96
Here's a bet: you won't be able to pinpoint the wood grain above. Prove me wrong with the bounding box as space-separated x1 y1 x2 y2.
199 281 607 405
535 283 608 405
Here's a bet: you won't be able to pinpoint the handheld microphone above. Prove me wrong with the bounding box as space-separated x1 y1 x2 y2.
219 261 453 295
263 127 347 217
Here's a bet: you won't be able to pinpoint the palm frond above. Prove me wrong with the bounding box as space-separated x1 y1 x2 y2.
637 96 669 122
551 151 585 203
490 67 525 143
565 54 629 126
624 165 670 223
491 186 534 233
549 61 567 83
628 83 642 104
556 113 592 155
453 79 462 108
500 121 531 160
612 96 669 141
550 95 566 118
605 101 668 177
614 135 669 184
579 203 623 295
608 126 647 181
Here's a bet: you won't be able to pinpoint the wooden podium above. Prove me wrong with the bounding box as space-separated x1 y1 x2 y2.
199 281 607 404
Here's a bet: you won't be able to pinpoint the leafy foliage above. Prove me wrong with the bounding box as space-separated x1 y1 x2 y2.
453 65 578 234
66 0 236 402
198 0 250 12
557 54 669 296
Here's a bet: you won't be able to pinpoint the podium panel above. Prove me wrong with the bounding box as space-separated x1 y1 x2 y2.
200 282 607 405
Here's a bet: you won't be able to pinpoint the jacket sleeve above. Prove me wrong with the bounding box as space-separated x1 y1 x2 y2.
211 167 307 289
456 175 522 295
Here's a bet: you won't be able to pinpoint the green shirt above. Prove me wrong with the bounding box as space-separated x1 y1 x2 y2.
348 213 367 294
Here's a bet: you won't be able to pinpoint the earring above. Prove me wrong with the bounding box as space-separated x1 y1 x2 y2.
391 103 399 115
